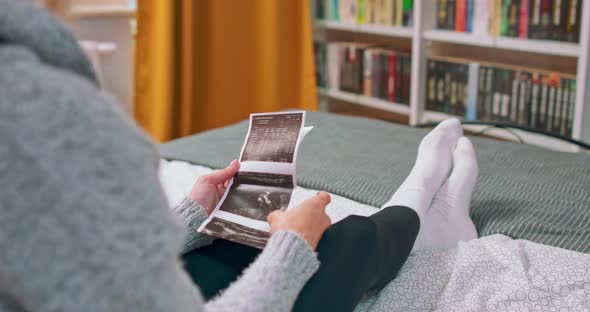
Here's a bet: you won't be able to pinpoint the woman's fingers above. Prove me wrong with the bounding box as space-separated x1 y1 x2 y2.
200 160 239 185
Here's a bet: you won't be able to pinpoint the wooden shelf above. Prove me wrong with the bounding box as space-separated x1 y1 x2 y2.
318 20 413 39
67 4 136 17
422 111 580 153
423 30 580 58
318 88 411 115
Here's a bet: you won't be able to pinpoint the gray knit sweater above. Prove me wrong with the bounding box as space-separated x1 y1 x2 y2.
0 2 319 311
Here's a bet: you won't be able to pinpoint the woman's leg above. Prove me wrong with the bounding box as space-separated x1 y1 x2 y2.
292 205 420 312
294 119 465 311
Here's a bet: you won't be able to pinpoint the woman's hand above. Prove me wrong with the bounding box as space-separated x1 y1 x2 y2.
190 160 240 214
267 192 332 250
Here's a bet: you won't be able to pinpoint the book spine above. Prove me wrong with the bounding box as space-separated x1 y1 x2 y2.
519 0 530 38
553 78 563 133
529 73 540 128
508 0 521 37
529 0 541 38
339 45 364 94
547 74 557 132
500 0 511 36
560 78 569 135
565 0 581 42
566 79 576 137
510 71 520 123
473 0 489 35
477 66 487 119
539 74 549 129
484 66 494 120
466 62 479 120
380 52 389 99
448 0 456 30
403 0 413 26
427 60 437 110
449 64 458 115
371 51 381 98
358 0 366 23
395 0 403 26
518 72 531 126
491 68 500 120
333 0 340 20
356 48 365 94
456 0 467 32
493 0 503 36
436 63 447 112
551 0 564 40
374 0 381 23
402 56 411 104
395 54 403 102
388 53 396 102
378 0 388 24
437 0 448 29
365 0 373 23
467 0 474 32
363 49 372 96
501 70 512 121
384 0 394 25
460 64 469 116
442 63 457 113
538 0 552 40
327 44 341 90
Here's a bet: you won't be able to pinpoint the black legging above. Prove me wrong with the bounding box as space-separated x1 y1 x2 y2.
182 205 420 312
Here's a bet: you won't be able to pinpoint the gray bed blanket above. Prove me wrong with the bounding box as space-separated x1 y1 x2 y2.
160 112 590 253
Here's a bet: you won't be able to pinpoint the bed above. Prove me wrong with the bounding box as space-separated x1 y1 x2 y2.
158 112 590 311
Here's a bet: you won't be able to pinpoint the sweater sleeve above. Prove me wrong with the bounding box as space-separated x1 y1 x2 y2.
172 197 216 253
100 231 319 312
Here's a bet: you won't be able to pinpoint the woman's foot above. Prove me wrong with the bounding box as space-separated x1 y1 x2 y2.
412 137 479 251
381 119 463 220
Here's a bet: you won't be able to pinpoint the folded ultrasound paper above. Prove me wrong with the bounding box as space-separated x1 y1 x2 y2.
198 111 312 249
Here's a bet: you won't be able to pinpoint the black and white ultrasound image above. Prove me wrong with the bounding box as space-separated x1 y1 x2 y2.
219 171 294 221
240 112 303 163
202 217 271 249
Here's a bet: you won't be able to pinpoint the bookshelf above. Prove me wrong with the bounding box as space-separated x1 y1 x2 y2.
319 88 412 115
313 0 590 153
319 20 414 38
423 30 580 57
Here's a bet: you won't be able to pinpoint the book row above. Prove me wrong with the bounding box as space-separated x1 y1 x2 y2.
315 0 414 27
426 58 577 137
316 42 412 105
437 0 582 43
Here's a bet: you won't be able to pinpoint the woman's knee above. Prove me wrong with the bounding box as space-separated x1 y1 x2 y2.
336 215 379 247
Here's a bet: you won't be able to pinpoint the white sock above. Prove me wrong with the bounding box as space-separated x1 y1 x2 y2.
381 119 462 220
412 137 479 251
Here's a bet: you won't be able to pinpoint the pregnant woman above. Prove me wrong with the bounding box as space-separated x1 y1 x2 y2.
0 2 478 312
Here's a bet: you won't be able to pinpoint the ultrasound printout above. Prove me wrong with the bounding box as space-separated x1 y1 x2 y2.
199 111 309 249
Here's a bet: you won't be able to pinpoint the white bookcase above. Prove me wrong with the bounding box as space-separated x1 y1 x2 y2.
313 0 590 153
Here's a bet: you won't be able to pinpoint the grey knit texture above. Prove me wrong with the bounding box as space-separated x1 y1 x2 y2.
0 2 319 311
0 1 98 84
173 197 216 252
160 112 590 254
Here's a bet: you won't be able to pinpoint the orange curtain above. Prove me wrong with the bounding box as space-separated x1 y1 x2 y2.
134 0 318 142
